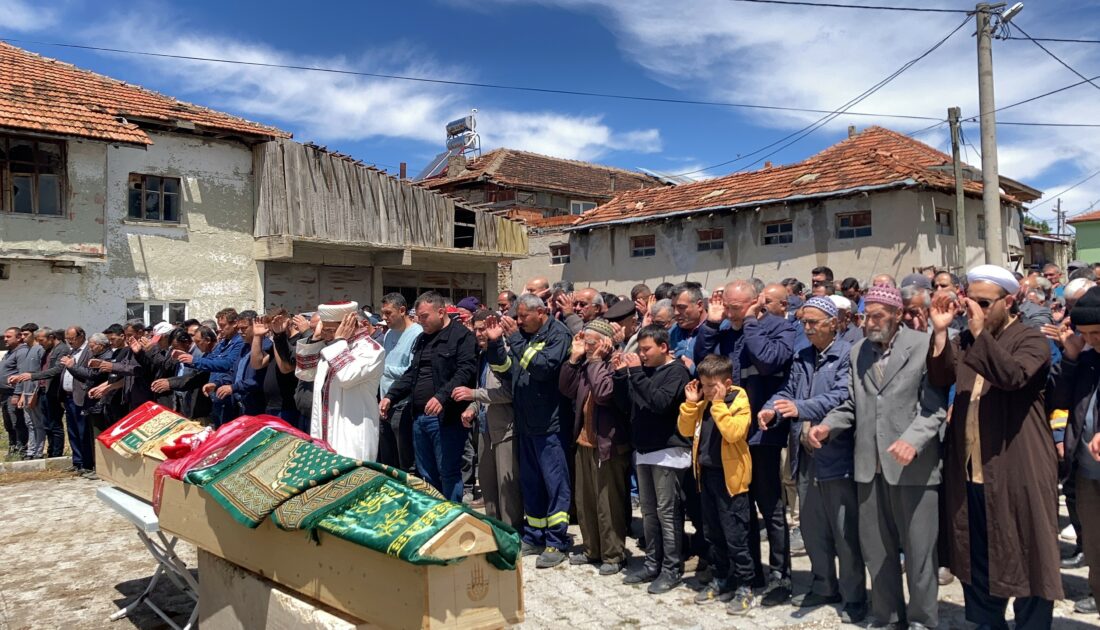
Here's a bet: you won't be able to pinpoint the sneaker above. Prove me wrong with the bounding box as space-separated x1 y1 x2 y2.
1060 524 1078 543
937 567 956 585
840 601 868 624
647 571 681 595
727 586 756 616
791 592 842 607
1062 551 1086 569
1074 596 1097 615
520 542 544 557
598 562 622 576
569 552 596 566
622 569 659 585
695 581 734 605
535 547 566 569
62 465 79 473
82 471 100 481
761 576 792 607
790 526 805 555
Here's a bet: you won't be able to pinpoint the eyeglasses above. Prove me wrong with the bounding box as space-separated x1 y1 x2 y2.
801 318 828 328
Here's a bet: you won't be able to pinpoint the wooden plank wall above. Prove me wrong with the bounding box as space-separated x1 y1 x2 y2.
254 140 526 256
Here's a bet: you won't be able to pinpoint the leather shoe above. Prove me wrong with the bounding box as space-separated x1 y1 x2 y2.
622 569 658 585
1074 596 1097 614
520 542 544 557
840 602 867 624
569 552 595 566
647 571 681 594
598 562 622 576
1062 552 1086 569
908 623 931 630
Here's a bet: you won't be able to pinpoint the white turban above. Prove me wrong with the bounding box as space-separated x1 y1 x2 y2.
827 295 853 311
317 301 359 322
966 264 1020 294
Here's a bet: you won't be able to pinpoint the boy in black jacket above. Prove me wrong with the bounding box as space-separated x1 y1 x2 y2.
612 325 692 594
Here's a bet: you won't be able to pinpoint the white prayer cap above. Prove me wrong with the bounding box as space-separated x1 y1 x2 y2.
317 301 359 322
151 322 175 336
966 264 1020 294
827 295 853 311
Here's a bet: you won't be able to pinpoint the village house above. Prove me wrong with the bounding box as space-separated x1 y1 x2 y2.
419 148 667 287
1068 210 1100 264
0 43 525 331
557 126 1042 295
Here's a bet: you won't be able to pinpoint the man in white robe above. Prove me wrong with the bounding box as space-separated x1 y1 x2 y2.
295 301 385 460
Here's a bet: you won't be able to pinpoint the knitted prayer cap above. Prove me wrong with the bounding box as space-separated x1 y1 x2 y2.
864 286 903 310
1071 286 1100 327
317 301 359 322
803 296 838 319
584 318 615 339
827 294 853 311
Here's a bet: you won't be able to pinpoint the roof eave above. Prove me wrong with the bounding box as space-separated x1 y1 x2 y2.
566 180 917 232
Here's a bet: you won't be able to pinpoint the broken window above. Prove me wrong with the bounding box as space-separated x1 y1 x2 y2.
697 227 726 251
128 174 181 222
550 243 571 265
126 301 188 326
453 206 477 248
935 209 954 236
631 234 656 258
0 134 64 216
836 211 872 239
762 221 793 246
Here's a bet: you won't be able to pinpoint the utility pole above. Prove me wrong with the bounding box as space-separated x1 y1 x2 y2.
1055 198 1064 237
949 107 968 271
976 2 1005 265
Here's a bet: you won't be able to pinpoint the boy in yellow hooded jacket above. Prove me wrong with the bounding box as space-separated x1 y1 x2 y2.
678 354 756 616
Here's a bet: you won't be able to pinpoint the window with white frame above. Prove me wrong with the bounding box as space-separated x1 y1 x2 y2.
570 200 597 215
836 211 872 239
549 243 571 265
935 208 954 236
697 228 725 251
631 234 656 258
762 220 793 245
128 174 181 222
977 214 986 240
126 301 188 326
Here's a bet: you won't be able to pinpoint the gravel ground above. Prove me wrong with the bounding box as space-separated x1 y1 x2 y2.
0 475 1095 629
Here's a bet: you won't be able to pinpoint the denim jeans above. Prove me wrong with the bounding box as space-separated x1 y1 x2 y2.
413 414 469 502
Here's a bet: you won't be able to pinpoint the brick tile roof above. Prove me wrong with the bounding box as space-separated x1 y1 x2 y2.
573 126 1033 229
422 148 664 199
1067 209 1100 224
0 42 290 145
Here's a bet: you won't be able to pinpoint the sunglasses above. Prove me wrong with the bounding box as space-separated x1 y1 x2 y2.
971 297 1002 309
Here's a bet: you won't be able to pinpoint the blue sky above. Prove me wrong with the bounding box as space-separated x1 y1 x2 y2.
5 0 1100 227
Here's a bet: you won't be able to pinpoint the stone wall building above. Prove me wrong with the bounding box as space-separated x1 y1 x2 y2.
562 127 1042 294
0 43 526 332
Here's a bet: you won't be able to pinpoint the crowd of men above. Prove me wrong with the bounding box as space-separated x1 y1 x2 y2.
3 259 1100 628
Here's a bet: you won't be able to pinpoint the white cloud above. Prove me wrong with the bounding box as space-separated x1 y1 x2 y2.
480 0 1100 193
0 0 57 32
74 12 659 162
477 110 660 160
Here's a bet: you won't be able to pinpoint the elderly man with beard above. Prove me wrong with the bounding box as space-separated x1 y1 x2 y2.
808 285 948 630
695 280 798 605
928 265 1062 629
762 296 866 624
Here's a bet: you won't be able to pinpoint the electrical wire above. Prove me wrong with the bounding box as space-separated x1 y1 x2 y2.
726 0 969 13
675 13 973 177
1031 167 1100 210
0 36 950 123
1005 36 1100 45
1009 24 1100 92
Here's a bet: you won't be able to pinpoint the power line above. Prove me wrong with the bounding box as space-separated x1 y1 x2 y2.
960 72 1100 123
2 36 1097 132
676 13 973 176
1009 24 1100 92
1031 167 1100 210
726 0 969 13
1005 36 1100 45
0 36 950 123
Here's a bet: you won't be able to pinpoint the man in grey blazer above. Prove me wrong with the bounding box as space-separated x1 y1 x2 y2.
808 285 947 630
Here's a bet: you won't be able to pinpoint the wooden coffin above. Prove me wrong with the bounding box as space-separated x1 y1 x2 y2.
95 441 164 501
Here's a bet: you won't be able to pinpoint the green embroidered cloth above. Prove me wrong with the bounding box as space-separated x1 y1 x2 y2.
184 428 361 528
273 461 520 570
